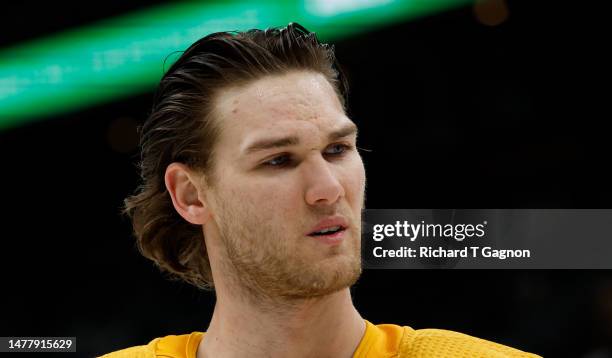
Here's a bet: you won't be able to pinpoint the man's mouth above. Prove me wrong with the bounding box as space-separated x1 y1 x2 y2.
309 226 345 236
307 216 349 244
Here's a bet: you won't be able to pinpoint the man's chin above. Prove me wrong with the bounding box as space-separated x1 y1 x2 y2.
277 257 362 300
223 236 362 302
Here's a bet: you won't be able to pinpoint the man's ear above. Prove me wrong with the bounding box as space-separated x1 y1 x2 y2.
165 162 212 225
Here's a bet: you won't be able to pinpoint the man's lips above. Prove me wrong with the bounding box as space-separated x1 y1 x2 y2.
307 216 349 237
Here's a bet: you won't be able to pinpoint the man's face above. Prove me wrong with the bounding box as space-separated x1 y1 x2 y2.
204 70 366 300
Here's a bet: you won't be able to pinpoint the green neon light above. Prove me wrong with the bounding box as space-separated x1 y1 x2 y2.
0 0 469 130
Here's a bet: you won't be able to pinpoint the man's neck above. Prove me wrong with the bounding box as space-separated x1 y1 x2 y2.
197 288 365 358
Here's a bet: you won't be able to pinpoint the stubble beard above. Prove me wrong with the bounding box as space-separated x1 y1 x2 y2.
214 200 362 306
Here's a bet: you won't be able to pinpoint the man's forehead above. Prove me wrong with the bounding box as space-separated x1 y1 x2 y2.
215 72 342 119
212 71 348 143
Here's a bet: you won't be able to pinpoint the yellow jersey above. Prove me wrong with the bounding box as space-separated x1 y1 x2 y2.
100 320 541 357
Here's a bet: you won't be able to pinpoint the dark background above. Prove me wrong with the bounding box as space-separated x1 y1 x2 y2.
1 1 610 357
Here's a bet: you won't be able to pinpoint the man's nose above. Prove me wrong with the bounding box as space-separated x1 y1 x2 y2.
303 156 345 206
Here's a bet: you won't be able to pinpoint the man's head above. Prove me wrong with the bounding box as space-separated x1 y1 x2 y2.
124 23 365 299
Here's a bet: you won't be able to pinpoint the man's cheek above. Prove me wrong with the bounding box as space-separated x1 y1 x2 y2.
345 162 366 196
245 183 295 215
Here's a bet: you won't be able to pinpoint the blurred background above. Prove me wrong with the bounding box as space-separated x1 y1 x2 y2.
1 0 610 357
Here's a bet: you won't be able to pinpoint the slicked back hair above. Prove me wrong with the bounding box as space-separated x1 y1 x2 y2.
123 23 349 289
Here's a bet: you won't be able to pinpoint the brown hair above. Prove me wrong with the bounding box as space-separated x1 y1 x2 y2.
123 23 349 289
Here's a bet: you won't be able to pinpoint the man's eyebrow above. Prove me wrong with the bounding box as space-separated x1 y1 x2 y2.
243 122 358 155
243 136 300 154
329 123 358 141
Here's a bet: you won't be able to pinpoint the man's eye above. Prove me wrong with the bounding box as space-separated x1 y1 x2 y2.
264 155 290 167
325 144 351 156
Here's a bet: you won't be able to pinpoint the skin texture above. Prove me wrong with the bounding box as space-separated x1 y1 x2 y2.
165 71 367 358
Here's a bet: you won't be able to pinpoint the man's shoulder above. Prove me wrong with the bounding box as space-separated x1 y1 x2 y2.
403 327 540 358
360 321 540 357
98 341 157 358
99 332 204 358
